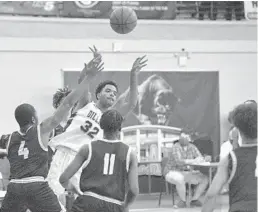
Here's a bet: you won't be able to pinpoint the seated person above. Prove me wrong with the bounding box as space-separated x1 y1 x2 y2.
164 131 209 208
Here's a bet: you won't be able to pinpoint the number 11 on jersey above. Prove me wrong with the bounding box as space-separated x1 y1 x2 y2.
103 153 116 175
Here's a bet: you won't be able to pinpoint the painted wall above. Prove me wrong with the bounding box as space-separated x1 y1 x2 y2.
0 23 256 143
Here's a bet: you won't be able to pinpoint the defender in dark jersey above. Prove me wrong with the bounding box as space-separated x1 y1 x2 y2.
0 56 103 212
60 109 139 212
202 102 257 212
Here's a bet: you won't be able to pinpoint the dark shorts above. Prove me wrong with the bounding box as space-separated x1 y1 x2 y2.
71 195 124 212
0 181 62 212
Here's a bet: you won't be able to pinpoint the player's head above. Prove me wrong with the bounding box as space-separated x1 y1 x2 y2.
100 109 123 138
15 103 38 128
244 99 257 105
53 87 71 109
179 130 191 146
231 102 257 144
95 81 118 108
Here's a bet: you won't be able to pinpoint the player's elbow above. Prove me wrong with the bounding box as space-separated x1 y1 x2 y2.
130 185 139 197
59 174 68 187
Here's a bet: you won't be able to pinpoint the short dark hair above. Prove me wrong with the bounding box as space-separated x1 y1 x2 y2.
15 103 36 127
231 103 257 140
95 81 118 100
53 87 71 109
100 109 123 133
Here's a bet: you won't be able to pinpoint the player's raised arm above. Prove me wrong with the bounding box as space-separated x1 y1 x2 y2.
59 144 89 194
73 46 102 113
124 150 139 210
113 56 147 118
202 156 229 212
40 59 104 146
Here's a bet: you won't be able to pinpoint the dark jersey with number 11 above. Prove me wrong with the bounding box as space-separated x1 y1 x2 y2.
7 125 49 180
80 139 130 204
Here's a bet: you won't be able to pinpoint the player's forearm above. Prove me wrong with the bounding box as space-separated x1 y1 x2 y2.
127 71 138 110
124 189 138 208
62 76 91 109
202 196 216 212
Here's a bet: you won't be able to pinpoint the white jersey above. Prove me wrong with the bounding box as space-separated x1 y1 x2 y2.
49 102 103 152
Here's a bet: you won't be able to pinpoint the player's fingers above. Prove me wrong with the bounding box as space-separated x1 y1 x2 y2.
140 55 147 61
133 57 141 66
139 64 147 69
140 59 148 65
89 46 95 53
97 62 104 70
98 67 104 72
93 55 101 62
93 45 98 52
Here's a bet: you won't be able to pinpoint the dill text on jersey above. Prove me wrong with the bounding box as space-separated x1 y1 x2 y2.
87 110 100 124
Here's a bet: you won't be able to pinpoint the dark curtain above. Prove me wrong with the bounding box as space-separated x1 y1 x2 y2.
64 71 220 157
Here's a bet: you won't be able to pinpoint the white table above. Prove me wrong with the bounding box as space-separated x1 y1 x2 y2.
186 162 219 186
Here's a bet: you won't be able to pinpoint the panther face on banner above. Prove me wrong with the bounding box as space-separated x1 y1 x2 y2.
74 1 99 9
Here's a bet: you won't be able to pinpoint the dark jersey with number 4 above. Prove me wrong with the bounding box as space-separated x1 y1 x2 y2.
7 125 49 180
80 139 130 203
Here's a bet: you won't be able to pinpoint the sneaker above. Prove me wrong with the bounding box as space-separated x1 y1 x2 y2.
174 200 187 208
191 200 202 207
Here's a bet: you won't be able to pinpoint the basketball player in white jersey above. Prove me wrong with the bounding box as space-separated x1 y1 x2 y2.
48 46 148 205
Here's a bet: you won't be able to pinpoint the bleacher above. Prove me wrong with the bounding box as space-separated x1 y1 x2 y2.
0 1 250 21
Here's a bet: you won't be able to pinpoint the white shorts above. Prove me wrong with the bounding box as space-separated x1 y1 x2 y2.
47 147 82 198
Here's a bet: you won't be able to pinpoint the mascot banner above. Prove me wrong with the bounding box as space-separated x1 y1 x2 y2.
63 71 220 176
0 1 177 20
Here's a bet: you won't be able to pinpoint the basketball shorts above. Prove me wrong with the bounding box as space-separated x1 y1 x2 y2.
47 147 83 200
0 181 64 212
71 195 124 212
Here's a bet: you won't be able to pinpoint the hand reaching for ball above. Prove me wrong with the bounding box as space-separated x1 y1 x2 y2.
131 56 148 74
78 46 104 83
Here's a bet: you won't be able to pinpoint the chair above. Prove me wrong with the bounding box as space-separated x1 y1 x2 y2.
158 157 196 207
158 157 176 206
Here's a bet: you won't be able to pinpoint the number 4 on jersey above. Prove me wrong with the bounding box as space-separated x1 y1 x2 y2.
103 153 116 175
18 141 29 159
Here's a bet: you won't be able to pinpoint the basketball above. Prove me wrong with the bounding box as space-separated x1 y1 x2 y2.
110 7 138 34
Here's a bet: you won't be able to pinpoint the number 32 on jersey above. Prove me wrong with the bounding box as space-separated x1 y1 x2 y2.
81 120 100 138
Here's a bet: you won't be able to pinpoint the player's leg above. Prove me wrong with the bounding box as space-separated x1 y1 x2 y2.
0 183 26 212
47 148 68 197
47 147 76 205
26 182 65 212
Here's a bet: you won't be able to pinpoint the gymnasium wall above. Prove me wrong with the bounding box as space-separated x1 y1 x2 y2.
0 20 256 143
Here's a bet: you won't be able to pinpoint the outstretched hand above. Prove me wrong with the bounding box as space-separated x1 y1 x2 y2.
84 60 104 80
78 46 104 83
131 55 148 74
87 45 102 70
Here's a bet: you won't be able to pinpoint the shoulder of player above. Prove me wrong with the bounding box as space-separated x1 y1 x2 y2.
189 142 199 149
79 101 95 110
